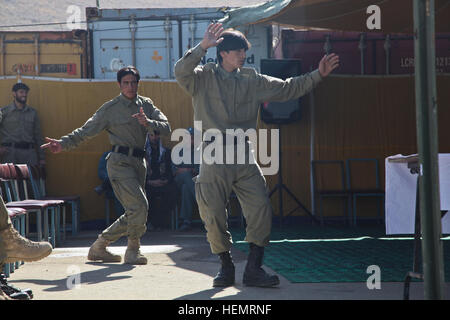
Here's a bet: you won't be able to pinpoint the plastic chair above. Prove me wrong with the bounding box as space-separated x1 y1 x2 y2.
28 165 80 236
345 158 385 226
311 160 352 225
0 164 63 248
14 164 66 245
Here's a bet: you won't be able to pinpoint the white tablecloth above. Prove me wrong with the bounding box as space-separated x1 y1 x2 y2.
385 153 450 234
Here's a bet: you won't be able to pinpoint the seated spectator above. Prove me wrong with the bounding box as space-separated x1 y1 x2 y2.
145 130 177 230
174 127 199 231
94 151 125 219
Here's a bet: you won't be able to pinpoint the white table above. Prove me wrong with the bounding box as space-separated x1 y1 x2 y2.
385 153 450 234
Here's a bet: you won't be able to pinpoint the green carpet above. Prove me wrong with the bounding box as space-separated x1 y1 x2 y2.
230 225 450 283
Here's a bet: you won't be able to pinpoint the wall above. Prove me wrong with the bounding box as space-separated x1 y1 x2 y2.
1 74 449 226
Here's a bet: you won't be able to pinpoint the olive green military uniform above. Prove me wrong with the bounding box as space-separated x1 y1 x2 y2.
175 44 322 254
0 196 11 263
0 103 45 165
59 94 170 241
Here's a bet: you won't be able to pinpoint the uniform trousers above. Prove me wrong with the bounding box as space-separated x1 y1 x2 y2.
101 152 148 241
195 157 272 254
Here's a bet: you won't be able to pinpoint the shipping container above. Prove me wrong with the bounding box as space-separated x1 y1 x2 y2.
0 31 88 78
280 29 450 74
86 7 271 79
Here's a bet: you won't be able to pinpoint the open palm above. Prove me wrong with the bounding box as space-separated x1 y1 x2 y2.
200 23 224 50
318 53 340 77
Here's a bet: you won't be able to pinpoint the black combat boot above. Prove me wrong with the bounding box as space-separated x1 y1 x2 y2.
0 273 32 300
212 251 235 287
243 243 279 287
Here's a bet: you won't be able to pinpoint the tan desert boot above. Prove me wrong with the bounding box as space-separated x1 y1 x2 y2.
124 238 147 265
0 225 52 263
87 235 121 262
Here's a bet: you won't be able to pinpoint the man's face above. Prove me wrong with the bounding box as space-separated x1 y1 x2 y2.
149 132 160 145
13 89 28 105
220 48 246 71
118 74 139 99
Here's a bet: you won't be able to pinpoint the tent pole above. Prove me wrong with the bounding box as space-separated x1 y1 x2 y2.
413 0 445 300
309 66 316 218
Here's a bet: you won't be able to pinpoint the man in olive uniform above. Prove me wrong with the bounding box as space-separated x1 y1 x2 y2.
0 83 46 166
41 66 171 265
174 23 339 287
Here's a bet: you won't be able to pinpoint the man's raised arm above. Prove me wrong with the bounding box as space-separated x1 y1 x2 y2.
174 23 224 96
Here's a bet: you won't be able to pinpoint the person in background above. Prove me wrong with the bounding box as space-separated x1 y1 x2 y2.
173 127 199 231
95 151 125 218
144 130 177 230
0 82 46 166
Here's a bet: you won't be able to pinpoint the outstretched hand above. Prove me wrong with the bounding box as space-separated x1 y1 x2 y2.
200 23 224 50
132 107 149 127
40 137 63 153
318 53 340 78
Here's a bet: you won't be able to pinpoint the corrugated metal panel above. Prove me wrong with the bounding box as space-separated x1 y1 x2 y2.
88 8 271 79
280 30 450 75
91 20 180 79
0 31 87 78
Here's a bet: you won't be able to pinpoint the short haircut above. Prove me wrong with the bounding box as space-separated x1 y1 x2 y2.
216 29 251 63
12 82 30 92
117 66 140 83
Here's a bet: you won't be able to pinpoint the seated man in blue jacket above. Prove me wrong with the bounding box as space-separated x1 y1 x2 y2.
174 127 199 231
144 130 177 229
95 151 125 220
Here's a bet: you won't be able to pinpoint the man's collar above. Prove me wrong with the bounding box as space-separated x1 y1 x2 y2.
10 101 29 111
216 64 242 80
118 93 141 107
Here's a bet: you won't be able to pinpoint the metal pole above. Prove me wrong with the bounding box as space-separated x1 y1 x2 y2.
384 34 391 75
358 33 366 75
34 34 39 76
164 17 173 79
309 66 316 217
129 15 137 68
413 0 445 300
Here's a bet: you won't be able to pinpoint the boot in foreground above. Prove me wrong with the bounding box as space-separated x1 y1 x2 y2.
243 243 279 287
213 251 235 287
0 273 32 300
0 225 52 263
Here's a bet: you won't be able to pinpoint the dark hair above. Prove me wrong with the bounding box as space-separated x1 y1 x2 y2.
12 82 30 92
117 66 140 83
216 29 251 63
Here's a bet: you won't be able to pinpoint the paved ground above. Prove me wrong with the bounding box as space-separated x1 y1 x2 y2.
4 228 450 301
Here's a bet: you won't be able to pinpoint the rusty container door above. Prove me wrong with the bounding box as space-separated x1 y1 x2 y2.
0 31 87 78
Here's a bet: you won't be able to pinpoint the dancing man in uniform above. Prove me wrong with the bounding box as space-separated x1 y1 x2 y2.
175 23 339 287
